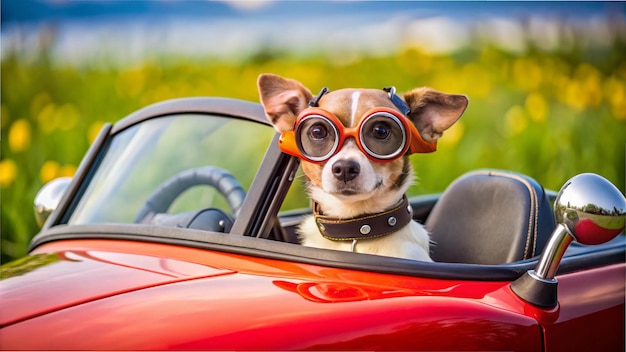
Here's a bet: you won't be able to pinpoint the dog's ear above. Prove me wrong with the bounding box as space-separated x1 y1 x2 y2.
404 88 469 142
258 74 313 133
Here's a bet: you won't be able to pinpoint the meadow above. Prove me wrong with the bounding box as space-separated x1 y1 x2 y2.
2 31 625 263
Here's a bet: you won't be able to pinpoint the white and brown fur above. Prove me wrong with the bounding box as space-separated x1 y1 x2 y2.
258 73 468 261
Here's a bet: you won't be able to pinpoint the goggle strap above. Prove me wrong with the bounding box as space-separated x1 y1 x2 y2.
309 87 329 107
383 86 411 115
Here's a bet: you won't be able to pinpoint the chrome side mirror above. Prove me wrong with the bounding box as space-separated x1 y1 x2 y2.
34 177 72 228
511 173 625 307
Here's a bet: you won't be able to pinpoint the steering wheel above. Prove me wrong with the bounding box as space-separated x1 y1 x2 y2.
134 166 246 223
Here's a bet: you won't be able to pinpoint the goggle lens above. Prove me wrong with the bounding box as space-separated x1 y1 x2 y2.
360 112 406 160
296 115 339 162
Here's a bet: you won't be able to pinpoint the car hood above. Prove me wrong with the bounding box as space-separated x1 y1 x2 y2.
0 239 544 351
0 246 235 327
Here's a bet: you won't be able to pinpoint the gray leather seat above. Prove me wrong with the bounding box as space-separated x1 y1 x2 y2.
425 170 555 264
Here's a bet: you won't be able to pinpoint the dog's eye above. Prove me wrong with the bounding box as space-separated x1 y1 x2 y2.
371 122 391 140
309 123 328 140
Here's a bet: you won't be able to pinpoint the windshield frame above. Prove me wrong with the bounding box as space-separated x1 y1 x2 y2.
42 97 277 231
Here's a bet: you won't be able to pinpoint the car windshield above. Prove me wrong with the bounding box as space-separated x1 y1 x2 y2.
68 114 276 226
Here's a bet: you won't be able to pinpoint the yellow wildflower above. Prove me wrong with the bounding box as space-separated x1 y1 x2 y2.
604 76 626 121
504 105 528 136
8 119 32 153
512 58 542 92
576 64 602 108
40 160 60 184
59 164 77 178
56 104 80 131
568 80 586 112
0 159 17 188
37 103 58 134
525 92 548 123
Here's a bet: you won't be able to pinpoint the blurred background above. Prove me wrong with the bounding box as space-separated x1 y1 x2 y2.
1 0 625 263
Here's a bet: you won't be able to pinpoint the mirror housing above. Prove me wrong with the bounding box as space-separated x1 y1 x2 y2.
511 173 625 307
34 177 72 228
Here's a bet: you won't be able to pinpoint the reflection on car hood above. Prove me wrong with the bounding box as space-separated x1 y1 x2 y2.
0 247 235 327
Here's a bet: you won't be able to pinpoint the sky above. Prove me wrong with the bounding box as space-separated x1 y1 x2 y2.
1 1 615 23
2 1 624 65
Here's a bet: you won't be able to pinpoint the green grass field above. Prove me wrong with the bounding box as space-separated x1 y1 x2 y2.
2 38 625 263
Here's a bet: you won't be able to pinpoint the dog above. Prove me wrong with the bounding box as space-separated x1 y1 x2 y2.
257 73 468 261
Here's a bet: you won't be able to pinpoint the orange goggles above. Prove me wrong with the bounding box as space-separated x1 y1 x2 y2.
279 107 437 164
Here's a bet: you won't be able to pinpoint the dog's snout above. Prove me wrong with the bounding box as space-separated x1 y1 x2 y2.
332 160 360 182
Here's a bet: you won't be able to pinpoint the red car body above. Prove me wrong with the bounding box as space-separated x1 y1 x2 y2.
3 240 623 351
1 98 624 351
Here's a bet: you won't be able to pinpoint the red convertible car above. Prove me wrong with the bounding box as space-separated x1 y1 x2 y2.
1 97 624 351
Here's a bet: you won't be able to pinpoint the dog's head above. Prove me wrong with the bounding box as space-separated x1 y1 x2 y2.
258 73 468 216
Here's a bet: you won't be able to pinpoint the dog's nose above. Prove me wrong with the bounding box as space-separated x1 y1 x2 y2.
332 160 360 182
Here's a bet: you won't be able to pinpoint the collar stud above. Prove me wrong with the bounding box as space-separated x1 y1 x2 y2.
359 224 372 235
